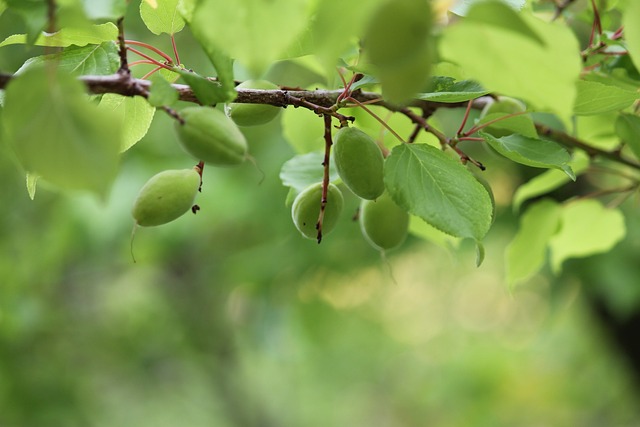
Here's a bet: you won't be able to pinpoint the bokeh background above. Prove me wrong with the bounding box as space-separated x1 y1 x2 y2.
1 4 640 426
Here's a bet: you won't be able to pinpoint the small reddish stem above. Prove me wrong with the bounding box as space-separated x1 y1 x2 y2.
317 114 334 243
345 96 405 143
456 100 474 136
464 111 528 136
142 65 164 80
458 137 484 142
125 40 174 64
126 47 174 71
171 34 181 65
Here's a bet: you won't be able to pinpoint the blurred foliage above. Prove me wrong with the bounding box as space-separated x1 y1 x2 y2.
1 2 640 427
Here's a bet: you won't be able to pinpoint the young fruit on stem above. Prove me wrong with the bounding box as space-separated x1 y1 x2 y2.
359 192 409 251
175 106 248 166
225 80 281 126
132 167 201 227
292 182 344 240
333 126 385 200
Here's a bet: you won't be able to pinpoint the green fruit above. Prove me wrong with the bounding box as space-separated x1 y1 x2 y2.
479 96 527 137
175 106 248 166
225 80 281 127
359 192 409 251
292 182 344 240
333 127 385 200
132 168 200 227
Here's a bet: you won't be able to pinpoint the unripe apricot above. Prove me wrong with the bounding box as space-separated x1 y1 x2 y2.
175 106 248 166
225 80 281 127
291 182 344 240
132 168 200 227
359 192 409 251
333 127 385 200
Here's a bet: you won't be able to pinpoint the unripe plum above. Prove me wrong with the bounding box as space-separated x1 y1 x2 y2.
333 126 385 200
291 182 344 240
225 80 281 127
132 168 201 227
359 192 409 251
175 106 248 166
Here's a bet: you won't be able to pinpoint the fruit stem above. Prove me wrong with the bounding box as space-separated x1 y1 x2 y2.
171 34 181 65
463 111 529 136
126 47 175 71
126 39 174 64
316 114 334 244
345 96 405 143
456 100 474 136
141 65 164 80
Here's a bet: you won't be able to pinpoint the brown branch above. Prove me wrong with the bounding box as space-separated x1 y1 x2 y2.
1 71 638 172
116 17 129 73
317 114 334 244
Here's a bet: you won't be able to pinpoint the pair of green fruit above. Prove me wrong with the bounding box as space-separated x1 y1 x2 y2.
291 127 409 251
132 80 281 228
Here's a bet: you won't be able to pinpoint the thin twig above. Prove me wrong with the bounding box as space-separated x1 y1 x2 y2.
317 114 333 244
116 17 129 73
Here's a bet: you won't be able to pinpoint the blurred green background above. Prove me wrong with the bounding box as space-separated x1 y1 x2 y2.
1 4 640 427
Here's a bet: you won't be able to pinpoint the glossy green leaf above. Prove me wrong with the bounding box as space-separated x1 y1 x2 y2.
416 77 489 103
481 133 575 179
574 79 638 115
140 0 185 35
616 113 640 160
148 73 178 107
506 199 561 287
464 0 544 45
384 143 493 240
512 151 590 212
623 1 640 73
279 151 338 194
4 0 47 44
0 22 118 47
190 0 309 77
97 94 155 152
363 0 432 104
1 66 121 198
440 3 581 119
549 200 626 273
17 42 120 75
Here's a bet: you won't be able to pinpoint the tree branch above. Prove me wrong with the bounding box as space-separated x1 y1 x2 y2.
1 71 638 171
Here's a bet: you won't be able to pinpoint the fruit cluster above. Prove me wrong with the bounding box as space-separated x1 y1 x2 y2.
291 126 410 252
131 79 412 254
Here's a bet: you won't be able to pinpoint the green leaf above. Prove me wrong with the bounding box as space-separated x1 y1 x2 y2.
623 1 640 73
450 0 525 16
416 77 490 103
512 151 590 212
506 199 561 287
475 112 537 138
1 65 121 198
616 113 640 160
148 73 178 107
175 68 230 105
80 0 127 20
308 0 385 72
279 151 338 194
190 0 309 77
464 0 544 45
0 22 118 47
97 94 155 152
383 143 493 240
16 42 120 75
363 0 432 104
140 0 185 35
26 172 39 200
282 107 326 154
549 200 626 274
481 133 575 179
5 0 47 44
573 79 638 115
440 3 582 119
